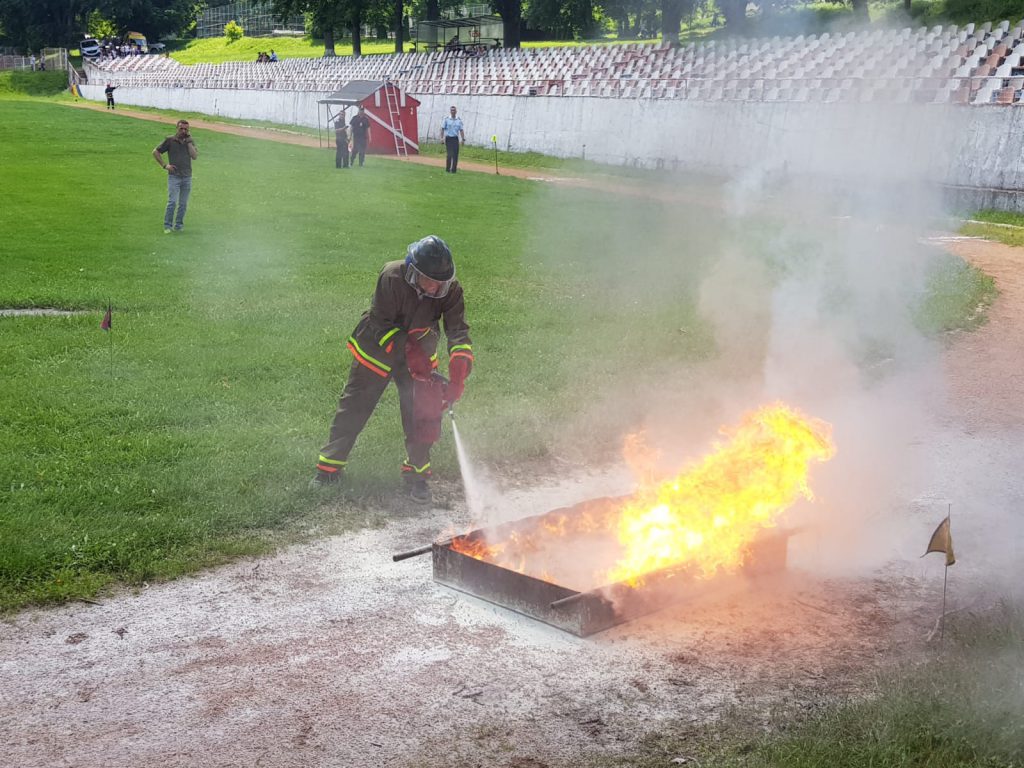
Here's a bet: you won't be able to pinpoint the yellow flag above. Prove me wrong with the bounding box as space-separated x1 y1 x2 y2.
923 517 955 566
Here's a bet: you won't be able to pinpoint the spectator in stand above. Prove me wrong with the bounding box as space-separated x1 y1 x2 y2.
349 106 371 167
105 83 117 109
270 50 278 62
440 105 465 174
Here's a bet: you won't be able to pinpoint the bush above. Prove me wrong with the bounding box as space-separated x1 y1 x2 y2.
223 20 244 42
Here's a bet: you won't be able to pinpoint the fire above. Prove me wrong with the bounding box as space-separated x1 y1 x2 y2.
605 404 835 585
450 403 835 590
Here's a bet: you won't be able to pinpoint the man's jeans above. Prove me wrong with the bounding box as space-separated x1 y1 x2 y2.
165 174 192 230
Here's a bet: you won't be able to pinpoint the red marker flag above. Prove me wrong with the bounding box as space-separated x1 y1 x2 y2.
101 304 112 331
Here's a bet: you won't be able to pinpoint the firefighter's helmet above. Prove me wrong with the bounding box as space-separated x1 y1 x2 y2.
405 236 455 298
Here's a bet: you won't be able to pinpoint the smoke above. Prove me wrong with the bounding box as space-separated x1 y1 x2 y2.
503 92 1023 591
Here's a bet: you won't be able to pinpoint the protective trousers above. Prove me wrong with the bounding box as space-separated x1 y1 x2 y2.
319 359 434 471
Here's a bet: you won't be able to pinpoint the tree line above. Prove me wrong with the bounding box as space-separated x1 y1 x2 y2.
0 0 876 53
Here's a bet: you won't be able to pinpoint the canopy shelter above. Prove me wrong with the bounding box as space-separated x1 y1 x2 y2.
317 79 420 156
415 15 503 53
317 80 381 147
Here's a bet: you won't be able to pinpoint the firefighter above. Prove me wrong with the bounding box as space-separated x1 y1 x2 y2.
314 236 474 504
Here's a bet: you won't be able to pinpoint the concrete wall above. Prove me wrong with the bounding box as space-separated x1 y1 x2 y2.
81 83 1024 211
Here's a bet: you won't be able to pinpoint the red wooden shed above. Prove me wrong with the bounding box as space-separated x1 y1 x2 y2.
318 80 420 156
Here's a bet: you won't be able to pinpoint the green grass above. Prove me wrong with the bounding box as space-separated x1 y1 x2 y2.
0 70 69 97
960 210 1024 247
616 600 1024 768
170 35 407 65
915 251 997 333
0 100 996 611
0 99 720 610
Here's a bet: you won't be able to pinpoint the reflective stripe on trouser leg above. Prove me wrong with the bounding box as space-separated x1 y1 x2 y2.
319 358 391 466
394 366 433 471
316 456 347 474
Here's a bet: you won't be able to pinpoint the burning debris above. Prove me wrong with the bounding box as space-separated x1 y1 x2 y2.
397 404 836 635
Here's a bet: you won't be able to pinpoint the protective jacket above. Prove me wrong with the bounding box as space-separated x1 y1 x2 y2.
345 260 473 377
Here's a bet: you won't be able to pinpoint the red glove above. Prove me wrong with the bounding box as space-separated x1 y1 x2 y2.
405 337 432 381
445 355 472 404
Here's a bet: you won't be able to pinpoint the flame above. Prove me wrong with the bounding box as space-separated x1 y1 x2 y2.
605 404 835 585
449 403 835 590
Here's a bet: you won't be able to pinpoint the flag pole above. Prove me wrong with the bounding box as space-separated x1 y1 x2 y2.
108 300 113 379
940 504 950 644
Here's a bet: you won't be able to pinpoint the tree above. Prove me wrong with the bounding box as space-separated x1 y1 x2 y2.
718 0 746 32
272 0 348 56
526 0 589 39
490 0 521 48
0 0 93 49
98 0 200 42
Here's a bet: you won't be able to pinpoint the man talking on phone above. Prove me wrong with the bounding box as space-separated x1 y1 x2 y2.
152 119 199 233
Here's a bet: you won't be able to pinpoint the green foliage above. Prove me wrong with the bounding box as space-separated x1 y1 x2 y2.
906 0 1024 24
223 19 244 41
87 10 119 40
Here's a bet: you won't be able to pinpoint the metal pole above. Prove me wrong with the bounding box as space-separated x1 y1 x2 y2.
392 538 453 562
940 503 951 644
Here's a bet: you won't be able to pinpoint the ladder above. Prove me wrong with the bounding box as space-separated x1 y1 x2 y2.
383 80 408 159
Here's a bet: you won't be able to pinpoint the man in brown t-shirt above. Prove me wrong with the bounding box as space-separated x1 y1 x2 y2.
152 119 198 233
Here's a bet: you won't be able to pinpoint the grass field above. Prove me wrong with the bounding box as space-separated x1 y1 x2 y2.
0 75 998 613
616 601 1024 768
961 210 1024 247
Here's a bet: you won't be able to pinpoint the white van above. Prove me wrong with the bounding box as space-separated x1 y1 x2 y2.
80 38 101 58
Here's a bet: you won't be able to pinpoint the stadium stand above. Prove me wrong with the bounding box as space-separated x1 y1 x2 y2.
87 21 1024 105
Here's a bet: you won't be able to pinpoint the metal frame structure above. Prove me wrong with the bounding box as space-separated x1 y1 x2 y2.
197 0 305 39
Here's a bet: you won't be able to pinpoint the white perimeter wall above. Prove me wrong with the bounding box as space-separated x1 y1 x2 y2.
81 83 1024 205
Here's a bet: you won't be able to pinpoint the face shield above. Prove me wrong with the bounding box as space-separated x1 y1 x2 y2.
405 260 453 299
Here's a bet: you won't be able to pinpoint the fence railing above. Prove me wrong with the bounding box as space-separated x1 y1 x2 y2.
0 48 67 72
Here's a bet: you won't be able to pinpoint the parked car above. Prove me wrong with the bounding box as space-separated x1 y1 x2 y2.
148 42 166 53
80 38 101 58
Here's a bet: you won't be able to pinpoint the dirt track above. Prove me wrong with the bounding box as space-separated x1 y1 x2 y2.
2 109 1023 768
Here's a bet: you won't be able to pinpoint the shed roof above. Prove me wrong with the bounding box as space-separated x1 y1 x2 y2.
417 14 502 30
318 80 385 105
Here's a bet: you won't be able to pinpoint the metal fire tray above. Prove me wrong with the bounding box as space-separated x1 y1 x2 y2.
427 496 794 637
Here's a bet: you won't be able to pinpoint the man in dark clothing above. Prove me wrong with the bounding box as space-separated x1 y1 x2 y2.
105 83 117 109
314 236 474 504
349 106 371 167
334 118 350 169
152 119 198 233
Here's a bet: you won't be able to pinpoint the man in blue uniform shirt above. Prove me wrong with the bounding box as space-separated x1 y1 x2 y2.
440 105 465 174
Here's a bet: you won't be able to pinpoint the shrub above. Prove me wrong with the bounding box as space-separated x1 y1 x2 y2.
223 20 244 42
